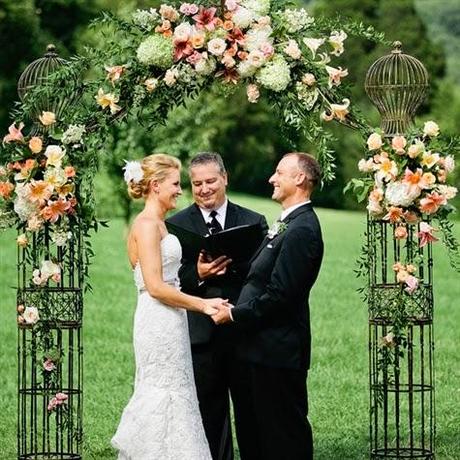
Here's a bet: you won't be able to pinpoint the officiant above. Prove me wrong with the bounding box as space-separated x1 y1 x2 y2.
166 152 267 460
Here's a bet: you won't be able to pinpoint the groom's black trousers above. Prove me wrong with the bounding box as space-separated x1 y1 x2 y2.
191 337 258 460
242 364 313 460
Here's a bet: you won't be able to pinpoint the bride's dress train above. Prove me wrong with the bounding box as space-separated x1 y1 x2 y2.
111 234 211 460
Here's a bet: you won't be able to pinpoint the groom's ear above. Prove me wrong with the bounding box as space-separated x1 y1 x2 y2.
295 172 306 187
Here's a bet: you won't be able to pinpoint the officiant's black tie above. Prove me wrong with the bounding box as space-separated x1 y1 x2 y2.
207 210 222 234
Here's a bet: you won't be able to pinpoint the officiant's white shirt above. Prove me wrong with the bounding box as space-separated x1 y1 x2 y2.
199 199 228 229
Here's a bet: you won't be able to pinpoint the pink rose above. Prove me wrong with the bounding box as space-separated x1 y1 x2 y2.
394 226 407 239
225 0 239 11
260 43 274 58
56 392 68 404
367 133 383 151
48 397 58 411
392 136 407 154
246 84 260 104
404 275 419 294
43 359 56 372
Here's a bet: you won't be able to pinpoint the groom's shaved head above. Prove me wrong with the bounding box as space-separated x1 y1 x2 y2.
283 152 321 190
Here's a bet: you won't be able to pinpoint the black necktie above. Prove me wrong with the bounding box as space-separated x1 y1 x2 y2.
207 210 222 234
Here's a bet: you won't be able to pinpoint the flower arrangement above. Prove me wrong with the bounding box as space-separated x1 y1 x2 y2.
0 117 78 239
354 121 457 223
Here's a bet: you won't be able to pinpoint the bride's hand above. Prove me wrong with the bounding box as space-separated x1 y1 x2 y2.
201 298 228 316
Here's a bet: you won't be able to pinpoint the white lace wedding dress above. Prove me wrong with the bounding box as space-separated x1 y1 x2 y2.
111 234 211 460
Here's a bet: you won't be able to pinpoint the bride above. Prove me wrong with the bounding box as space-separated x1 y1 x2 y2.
111 154 226 459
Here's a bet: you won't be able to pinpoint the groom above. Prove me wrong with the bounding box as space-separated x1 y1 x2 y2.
167 152 267 460
213 152 324 460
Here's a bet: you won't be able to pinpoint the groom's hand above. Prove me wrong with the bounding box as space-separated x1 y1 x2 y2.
197 252 232 280
211 304 233 325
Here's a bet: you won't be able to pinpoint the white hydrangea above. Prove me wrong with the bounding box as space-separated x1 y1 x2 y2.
137 35 174 69
282 8 314 33
237 60 257 78
295 83 318 110
256 56 291 92
233 7 254 28
132 8 160 30
385 181 421 207
62 124 86 145
195 56 216 76
51 230 72 247
241 0 270 17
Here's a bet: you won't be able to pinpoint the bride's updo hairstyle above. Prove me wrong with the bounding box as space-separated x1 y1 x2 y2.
127 154 181 200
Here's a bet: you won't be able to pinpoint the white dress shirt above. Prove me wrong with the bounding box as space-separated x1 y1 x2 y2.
280 200 311 221
199 199 228 230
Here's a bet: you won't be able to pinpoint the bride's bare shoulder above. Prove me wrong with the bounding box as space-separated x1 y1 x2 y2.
130 214 162 239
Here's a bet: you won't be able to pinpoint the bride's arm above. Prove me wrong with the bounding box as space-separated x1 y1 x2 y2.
136 219 215 314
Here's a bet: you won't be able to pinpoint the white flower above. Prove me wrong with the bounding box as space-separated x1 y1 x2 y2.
41 260 61 279
443 155 455 173
421 151 440 169
137 35 174 69
325 65 348 88
296 84 318 110
246 84 260 103
132 8 159 30
123 160 144 184
302 73 316 86
23 306 39 325
244 27 273 52
62 124 86 145
283 8 314 33
164 68 179 86
284 40 301 59
237 60 256 78
14 195 37 222
267 221 288 239
174 22 193 41
39 111 56 126
367 199 383 216
241 0 270 17
51 230 72 247
303 38 325 58
329 30 347 56
32 269 46 286
44 168 67 187
45 145 65 168
144 77 159 92
358 158 375 173
195 54 216 75
385 181 421 207
367 133 383 150
407 140 425 159
247 50 265 68
437 185 457 200
207 38 227 56
256 56 291 92
423 121 439 137
232 7 254 28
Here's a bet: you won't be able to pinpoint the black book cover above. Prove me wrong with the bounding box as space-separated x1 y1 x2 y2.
165 221 264 262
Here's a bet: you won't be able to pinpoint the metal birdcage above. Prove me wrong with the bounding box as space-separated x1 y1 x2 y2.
17 44 73 134
365 43 435 460
365 41 429 137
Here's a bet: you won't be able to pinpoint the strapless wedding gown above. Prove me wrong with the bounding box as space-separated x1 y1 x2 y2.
111 234 211 460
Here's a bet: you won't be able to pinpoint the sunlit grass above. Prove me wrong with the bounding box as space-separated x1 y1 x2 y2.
1 195 459 459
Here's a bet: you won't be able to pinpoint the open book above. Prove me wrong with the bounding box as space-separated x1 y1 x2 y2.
165 221 265 262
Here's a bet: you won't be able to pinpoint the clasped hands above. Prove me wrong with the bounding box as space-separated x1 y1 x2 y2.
201 298 233 324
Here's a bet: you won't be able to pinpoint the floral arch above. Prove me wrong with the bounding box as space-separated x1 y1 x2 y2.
0 0 459 459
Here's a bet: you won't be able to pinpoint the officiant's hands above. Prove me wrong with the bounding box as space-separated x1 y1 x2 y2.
211 304 233 324
197 251 232 280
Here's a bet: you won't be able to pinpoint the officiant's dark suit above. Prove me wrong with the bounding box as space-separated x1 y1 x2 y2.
214 153 323 460
166 153 267 460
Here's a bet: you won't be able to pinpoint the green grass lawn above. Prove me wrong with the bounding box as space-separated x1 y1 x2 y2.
1 194 459 459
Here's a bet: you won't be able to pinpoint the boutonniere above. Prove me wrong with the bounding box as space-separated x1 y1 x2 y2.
267 220 288 239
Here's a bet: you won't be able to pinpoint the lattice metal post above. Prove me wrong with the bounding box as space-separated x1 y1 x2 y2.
17 224 83 459
365 43 435 459
367 221 435 459
16 47 83 460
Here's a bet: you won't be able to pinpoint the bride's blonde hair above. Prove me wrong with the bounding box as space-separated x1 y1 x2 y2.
127 154 181 199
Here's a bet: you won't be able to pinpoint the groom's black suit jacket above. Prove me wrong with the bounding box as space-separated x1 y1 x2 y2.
233 203 323 370
167 201 267 345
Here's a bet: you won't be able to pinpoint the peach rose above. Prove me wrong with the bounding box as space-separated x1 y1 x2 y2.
29 137 43 154
367 133 383 150
394 226 407 239
39 111 56 126
64 166 76 178
392 136 407 154
423 121 439 137
17 234 28 247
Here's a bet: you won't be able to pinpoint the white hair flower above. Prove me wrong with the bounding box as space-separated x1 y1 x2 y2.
123 161 144 184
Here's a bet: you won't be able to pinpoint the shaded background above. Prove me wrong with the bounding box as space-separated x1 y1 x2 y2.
0 0 459 219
